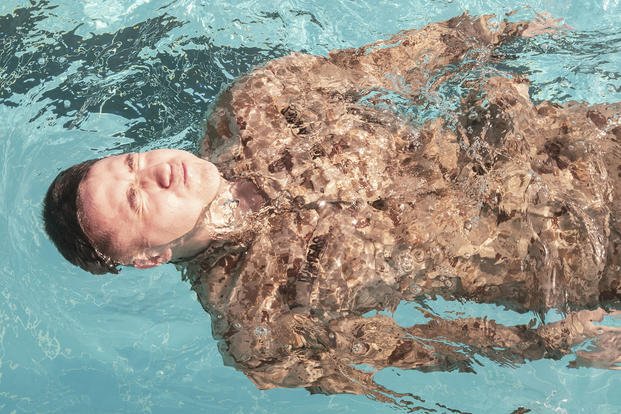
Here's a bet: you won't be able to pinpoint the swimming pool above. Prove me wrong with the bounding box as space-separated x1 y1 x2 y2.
1 0 620 413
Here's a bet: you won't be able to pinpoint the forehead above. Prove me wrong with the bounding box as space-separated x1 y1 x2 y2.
78 154 137 255
80 154 128 208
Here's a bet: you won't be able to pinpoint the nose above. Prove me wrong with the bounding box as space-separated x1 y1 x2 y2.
138 162 171 189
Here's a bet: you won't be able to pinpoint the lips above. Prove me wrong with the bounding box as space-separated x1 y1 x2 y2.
168 163 174 188
161 161 186 189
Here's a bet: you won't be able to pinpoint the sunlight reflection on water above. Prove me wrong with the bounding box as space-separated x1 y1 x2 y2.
0 0 620 412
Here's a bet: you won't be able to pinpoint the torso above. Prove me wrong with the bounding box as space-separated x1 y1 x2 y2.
183 52 620 373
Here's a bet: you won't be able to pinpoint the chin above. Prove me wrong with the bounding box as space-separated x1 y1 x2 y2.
192 158 221 202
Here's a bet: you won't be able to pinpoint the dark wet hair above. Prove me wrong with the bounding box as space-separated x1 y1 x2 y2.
43 159 120 275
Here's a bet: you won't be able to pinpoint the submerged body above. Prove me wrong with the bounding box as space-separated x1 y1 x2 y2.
180 15 621 396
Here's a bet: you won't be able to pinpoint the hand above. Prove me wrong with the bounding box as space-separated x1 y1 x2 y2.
565 308 621 369
522 12 573 38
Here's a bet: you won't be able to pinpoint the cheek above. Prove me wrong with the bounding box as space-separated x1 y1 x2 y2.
149 194 204 234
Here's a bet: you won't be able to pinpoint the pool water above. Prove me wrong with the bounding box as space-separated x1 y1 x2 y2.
1 0 620 413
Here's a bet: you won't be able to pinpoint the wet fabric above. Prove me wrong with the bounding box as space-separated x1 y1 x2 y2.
180 15 621 397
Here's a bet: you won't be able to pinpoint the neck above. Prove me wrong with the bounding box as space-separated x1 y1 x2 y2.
169 178 265 261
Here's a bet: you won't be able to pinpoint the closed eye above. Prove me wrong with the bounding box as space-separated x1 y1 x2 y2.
126 154 142 213
126 153 135 171
127 186 140 214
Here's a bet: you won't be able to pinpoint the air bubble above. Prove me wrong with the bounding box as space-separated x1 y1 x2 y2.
352 342 368 354
397 252 414 272
413 249 425 262
254 326 269 337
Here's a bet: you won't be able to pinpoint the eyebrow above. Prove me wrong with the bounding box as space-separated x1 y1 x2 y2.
125 154 137 212
127 187 138 212
126 153 135 171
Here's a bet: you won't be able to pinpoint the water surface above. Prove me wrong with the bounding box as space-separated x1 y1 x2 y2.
1 0 620 413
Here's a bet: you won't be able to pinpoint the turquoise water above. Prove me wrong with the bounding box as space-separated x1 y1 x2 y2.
1 0 620 413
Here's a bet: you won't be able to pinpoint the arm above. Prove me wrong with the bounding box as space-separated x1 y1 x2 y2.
241 308 620 398
327 13 532 94
408 308 621 368
201 13 548 161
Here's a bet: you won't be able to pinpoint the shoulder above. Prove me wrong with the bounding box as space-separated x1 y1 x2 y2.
200 52 357 163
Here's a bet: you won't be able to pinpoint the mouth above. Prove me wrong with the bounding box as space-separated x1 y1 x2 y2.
168 162 186 188
168 163 174 188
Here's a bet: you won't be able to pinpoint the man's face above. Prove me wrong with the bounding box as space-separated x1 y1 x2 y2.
79 149 221 261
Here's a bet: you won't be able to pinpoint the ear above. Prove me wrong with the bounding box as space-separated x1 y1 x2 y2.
131 247 173 269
